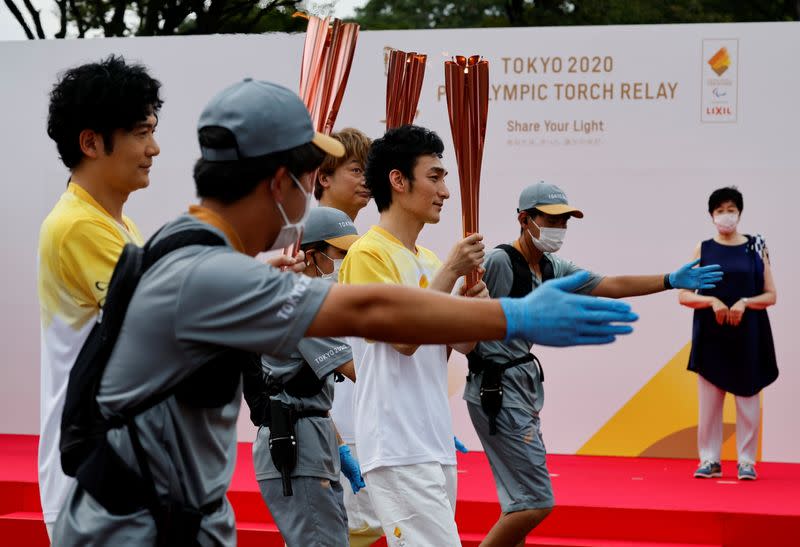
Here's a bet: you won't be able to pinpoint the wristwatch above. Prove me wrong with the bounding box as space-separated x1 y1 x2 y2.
740 297 750 305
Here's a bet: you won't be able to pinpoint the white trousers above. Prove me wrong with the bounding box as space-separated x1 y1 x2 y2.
697 375 760 465
365 462 459 547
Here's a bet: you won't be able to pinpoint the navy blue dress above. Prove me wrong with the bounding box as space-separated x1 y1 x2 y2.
687 236 778 396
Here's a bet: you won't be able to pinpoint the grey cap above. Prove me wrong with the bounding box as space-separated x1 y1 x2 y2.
518 181 584 218
301 207 360 250
198 78 344 161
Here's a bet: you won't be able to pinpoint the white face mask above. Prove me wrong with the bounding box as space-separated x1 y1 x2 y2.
713 212 739 235
269 172 313 252
528 221 566 253
316 251 343 281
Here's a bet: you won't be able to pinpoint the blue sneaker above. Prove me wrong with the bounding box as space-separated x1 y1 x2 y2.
694 461 722 478
738 463 757 481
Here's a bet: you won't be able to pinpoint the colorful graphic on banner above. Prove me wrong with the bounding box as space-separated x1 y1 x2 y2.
702 39 739 123
578 343 763 460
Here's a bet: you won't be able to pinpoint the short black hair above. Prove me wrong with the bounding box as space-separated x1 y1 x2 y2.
708 186 743 215
47 55 163 169
365 125 444 212
194 126 326 204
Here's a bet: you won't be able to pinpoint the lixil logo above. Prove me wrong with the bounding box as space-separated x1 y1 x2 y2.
707 47 731 76
706 106 733 116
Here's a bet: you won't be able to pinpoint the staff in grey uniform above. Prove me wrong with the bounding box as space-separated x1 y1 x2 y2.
464 181 723 547
244 206 365 545
52 81 639 546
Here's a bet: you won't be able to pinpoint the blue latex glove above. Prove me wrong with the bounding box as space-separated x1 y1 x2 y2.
668 258 723 290
500 271 638 346
339 445 366 494
454 436 469 454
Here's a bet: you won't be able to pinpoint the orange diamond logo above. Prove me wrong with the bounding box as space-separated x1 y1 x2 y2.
707 47 731 76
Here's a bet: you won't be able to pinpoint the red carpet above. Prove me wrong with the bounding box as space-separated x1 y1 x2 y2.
2 434 799 546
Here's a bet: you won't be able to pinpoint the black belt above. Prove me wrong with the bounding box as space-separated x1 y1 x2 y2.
466 353 543 436
259 408 328 427
467 352 542 380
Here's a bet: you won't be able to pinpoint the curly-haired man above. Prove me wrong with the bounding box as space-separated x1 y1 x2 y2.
37 54 162 539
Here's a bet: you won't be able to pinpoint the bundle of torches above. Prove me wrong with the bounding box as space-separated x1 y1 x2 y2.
385 49 427 130
290 13 359 256
295 15 489 291
297 14 359 136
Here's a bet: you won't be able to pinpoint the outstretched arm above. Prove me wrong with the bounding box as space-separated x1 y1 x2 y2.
592 275 671 298
593 256 723 299
306 272 638 348
309 282 505 343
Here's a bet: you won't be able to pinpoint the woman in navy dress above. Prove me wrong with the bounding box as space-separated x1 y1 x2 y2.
679 187 777 481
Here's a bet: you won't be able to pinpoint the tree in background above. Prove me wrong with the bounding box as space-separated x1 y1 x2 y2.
4 0 798 38
353 0 800 29
2 0 327 38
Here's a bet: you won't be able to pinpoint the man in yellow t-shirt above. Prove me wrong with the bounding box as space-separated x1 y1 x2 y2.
37 55 162 539
339 125 487 546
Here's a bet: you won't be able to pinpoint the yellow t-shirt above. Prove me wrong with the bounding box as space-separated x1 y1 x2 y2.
338 225 454 473
338 225 440 288
37 182 143 523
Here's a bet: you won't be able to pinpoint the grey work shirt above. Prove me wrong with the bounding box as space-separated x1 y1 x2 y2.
253 336 352 482
54 214 331 546
463 247 604 413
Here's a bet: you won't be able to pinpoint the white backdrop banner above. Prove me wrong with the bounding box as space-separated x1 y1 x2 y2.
0 21 797 462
